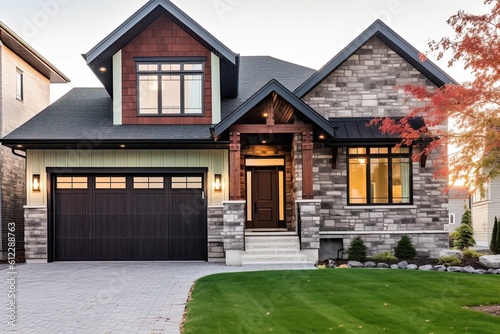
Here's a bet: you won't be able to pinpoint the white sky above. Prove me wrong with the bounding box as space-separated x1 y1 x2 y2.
0 0 487 102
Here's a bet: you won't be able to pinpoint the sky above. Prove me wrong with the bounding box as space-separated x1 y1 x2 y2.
0 0 488 102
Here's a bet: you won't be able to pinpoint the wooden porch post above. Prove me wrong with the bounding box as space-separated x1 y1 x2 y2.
229 131 241 200
302 131 314 199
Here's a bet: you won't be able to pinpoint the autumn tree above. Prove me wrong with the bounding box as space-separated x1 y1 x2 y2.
372 0 500 192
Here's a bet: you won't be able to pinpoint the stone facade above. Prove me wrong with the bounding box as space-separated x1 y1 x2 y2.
23 206 47 261
222 201 245 251
297 200 321 250
301 37 449 258
207 205 224 262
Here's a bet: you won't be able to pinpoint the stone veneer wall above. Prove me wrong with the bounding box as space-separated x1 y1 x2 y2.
222 201 245 251
302 37 448 258
207 205 224 262
24 206 47 261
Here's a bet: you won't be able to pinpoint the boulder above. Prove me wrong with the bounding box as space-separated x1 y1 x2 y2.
377 263 389 269
437 266 447 272
433 265 446 271
439 250 463 259
390 264 399 269
474 269 487 274
487 268 495 274
407 264 418 270
494 269 500 274
348 261 363 268
461 266 475 274
398 261 408 269
479 255 500 269
419 265 433 271
364 261 376 268
447 266 463 273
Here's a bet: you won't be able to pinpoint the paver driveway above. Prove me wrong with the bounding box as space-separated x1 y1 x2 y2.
1 262 312 333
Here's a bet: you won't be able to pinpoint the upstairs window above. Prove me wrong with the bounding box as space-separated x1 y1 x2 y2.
136 59 204 116
16 68 23 102
347 146 412 205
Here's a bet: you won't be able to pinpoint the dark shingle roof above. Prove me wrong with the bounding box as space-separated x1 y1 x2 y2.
221 56 316 119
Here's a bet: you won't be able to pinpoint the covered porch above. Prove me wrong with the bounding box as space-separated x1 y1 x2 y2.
212 80 334 265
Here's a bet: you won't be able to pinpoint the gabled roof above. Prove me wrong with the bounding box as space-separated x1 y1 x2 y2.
213 79 335 139
83 0 239 97
294 19 456 98
329 117 426 145
0 21 69 83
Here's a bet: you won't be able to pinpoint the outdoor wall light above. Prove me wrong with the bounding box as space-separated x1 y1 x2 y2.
32 174 41 192
214 174 222 192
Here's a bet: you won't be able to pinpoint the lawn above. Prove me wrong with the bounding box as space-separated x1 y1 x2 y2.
183 269 500 333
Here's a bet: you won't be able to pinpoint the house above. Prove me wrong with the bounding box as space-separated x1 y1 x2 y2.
0 22 68 260
1 0 452 265
447 186 470 233
472 178 500 248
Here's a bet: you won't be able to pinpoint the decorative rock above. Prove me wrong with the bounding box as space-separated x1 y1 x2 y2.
479 255 500 268
474 269 487 274
327 259 335 268
364 261 376 268
398 261 408 269
437 266 447 272
461 266 475 274
447 266 463 273
377 263 390 269
494 269 500 274
390 264 399 269
419 265 433 271
439 250 463 259
487 268 495 274
433 265 446 271
407 264 418 270
348 261 363 268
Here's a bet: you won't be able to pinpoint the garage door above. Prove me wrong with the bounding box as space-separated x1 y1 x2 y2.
53 174 206 261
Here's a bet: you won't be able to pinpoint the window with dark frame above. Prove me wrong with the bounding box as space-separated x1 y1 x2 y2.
136 60 204 116
347 146 412 205
16 68 23 101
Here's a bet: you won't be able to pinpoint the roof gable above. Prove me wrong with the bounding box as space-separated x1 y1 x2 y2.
213 79 334 139
294 19 456 98
83 0 238 96
0 21 69 83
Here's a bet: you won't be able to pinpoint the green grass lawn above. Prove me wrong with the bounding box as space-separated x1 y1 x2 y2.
183 269 500 334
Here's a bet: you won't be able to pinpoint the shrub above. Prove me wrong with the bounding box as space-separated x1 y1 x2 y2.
453 223 476 250
370 251 397 262
394 235 417 259
347 237 367 262
462 248 481 258
490 217 500 254
461 207 472 225
438 255 462 267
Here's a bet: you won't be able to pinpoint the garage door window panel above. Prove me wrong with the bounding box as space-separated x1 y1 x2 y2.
57 176 88 189
133 177 164 189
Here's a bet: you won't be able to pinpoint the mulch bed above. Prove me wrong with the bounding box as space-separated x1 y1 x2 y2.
465 305 500 317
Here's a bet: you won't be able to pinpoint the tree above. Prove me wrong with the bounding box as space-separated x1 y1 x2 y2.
347 237 367 262
491 217 500 254
371 0 500 193
453 208 476 250
394 235 417 259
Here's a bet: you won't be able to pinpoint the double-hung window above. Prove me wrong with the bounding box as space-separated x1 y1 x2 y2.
347 146 412 205
137 59 204 115
16 68 23 102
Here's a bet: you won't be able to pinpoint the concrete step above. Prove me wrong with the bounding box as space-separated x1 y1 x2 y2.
245 236 299 244
245 241 299 250
244 248 301 255
241 253 309 264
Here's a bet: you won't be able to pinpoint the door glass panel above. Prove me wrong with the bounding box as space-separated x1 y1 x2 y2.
279 171 284 221
246 171 252 221
171 176 203 189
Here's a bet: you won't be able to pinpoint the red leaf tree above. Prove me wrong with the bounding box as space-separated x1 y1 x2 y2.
372 0 500 193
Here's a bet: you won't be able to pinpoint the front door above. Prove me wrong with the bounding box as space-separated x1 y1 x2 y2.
252 168 279 228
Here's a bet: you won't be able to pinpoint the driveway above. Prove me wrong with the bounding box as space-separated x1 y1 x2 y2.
1 262 312 333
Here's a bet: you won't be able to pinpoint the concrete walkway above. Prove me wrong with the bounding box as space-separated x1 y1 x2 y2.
1 262 313 333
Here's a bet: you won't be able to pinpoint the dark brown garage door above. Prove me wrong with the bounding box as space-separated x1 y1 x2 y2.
53 174 206 261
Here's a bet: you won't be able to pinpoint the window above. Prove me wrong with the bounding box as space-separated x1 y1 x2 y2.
133 177 164 189
16 68 23 101
171 176 203 189
348 146 411 205
57 177 88 189
95 177 126 189
449 213 455 225
137 60 204 115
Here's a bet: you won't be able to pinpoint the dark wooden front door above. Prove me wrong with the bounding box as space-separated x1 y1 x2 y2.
252 168 279 228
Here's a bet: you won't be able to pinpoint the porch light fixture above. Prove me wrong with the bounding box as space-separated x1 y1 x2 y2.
318 134 326 140
262 112 268 118
32 174 41 192
99 66 107 73
214 174 222 192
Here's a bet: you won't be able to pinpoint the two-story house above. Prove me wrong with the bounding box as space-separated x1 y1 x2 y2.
0 22 68 260
1 0 452 265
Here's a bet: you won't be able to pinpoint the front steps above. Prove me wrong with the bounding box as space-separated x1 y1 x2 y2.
241 235 312 265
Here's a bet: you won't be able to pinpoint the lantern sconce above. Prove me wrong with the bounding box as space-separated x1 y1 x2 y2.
214 174 222 192
32 174 41 192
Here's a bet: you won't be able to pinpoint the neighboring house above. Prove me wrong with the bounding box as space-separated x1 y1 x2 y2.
447 186 470 233
1 0 452 264
472 179 500 248
0 22 68 259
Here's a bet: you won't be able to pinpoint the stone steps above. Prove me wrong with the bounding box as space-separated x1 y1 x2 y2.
242 235 311 265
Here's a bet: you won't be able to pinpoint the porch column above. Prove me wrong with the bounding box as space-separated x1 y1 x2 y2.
296 199 321 263
229 131 241 200
302 131 314 199
222 200 246 266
